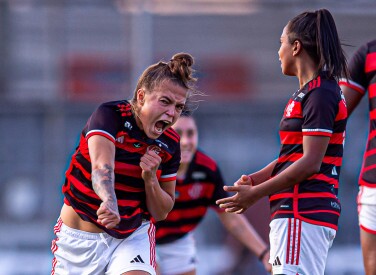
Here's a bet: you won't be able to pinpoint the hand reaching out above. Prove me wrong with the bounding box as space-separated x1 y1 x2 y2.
216 175 261 214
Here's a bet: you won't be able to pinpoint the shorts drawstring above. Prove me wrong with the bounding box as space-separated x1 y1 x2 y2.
99 233 109 248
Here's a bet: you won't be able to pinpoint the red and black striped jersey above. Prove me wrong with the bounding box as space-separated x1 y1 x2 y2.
339 39 376 187
271 73 347 230
155 150 228 244
62 100 181 239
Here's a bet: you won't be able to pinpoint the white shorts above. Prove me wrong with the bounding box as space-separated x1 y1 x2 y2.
358 186 376 234
156 233 196 275
51 218 156 275
269 218 336 275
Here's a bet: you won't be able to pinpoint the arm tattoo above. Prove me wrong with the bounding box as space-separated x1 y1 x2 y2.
92 164 116 201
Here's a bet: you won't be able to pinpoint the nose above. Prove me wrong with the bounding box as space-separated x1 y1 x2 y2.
166 105 175 117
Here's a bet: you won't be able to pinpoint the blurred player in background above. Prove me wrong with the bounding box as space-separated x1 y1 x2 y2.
51 53 197 275
217 9 349 275
339 39 376 275
155 113 271 275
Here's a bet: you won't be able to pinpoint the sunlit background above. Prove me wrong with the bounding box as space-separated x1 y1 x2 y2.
1 0 375 274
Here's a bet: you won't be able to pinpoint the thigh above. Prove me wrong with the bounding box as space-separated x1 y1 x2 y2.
51 218 109 275
269 218 336 275
106 221 156 275
156 233 196 275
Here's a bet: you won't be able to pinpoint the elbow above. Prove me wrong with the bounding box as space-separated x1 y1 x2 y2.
304 163 321 177
152 212 168 222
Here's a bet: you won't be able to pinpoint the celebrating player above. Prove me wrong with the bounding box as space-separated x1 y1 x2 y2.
51 53 197 275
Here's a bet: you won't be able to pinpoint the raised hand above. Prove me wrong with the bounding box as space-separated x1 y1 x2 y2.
97 199 120 229
140 145 162 183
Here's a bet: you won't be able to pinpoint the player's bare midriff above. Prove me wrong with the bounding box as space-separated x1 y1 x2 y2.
60 203 105 233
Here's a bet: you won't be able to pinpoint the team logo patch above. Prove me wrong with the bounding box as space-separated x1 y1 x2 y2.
147 145 162 155
188 184 203 199
133 142 142 148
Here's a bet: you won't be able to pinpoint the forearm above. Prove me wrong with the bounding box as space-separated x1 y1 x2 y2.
144 178 174 221
249 159 278 185
219 212 268 257
92 164 117 202
254 156 318 198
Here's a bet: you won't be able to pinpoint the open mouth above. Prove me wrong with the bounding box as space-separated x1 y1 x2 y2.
155 120 171 134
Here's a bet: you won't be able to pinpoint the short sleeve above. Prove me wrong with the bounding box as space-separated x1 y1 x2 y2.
302 88 338 137
85 103 121 143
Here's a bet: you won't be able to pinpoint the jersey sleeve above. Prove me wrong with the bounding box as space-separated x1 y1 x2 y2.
85 103 121 143
159 144 181 183
339 44 368 95
301 88 338 137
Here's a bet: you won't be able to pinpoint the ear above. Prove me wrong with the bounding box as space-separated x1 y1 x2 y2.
137 89 145 104
292 40 302 56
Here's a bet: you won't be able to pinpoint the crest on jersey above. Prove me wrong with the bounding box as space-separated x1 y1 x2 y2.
147 145 162 155
188 184 203 199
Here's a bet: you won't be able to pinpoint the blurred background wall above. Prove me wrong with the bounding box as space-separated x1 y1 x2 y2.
0 0 375 274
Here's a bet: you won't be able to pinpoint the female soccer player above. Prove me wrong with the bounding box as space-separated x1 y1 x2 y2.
51 53 197 275
156 113 271 275
339 39 376 275
217 9 349 275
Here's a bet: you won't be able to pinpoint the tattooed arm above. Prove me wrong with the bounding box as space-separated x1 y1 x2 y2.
88 135 120 229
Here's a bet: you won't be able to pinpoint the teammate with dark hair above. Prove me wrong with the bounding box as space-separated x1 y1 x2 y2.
217 9 348 275
51 53 197 275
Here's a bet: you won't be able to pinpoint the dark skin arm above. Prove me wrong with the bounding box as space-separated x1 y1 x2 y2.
340 85 364 116
216 135 330 213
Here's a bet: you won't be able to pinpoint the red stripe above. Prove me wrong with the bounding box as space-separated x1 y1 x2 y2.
335 100 347 121
164 128 179 143
115 183 143 192
330 133 345 144
365 52 376 73
363 163 376 173
196 151 217 171
339 80 366 95
299 209 340 216
270 191 336 202
369 83 376 98
280 131 302 144
115 162 142 178
66 175 99 200
148 222 156 269
286 218 291 264
302 131 332 137
364 148 376 158
165 207 207 221
159 175 176 182
290 218 297 264
360 224 376 234
295 220 302 265
307 174 339 188
296 214 338 230
370 109 376 120
117 199 142 208
71 158 91 180
359 177 376 187
156 225 195 239
278 153 303 163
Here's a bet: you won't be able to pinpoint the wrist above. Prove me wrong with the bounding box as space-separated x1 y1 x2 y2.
258 247 269 262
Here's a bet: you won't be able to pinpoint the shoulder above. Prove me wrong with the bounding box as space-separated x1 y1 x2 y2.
97 100 133 117
194 150 218 172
